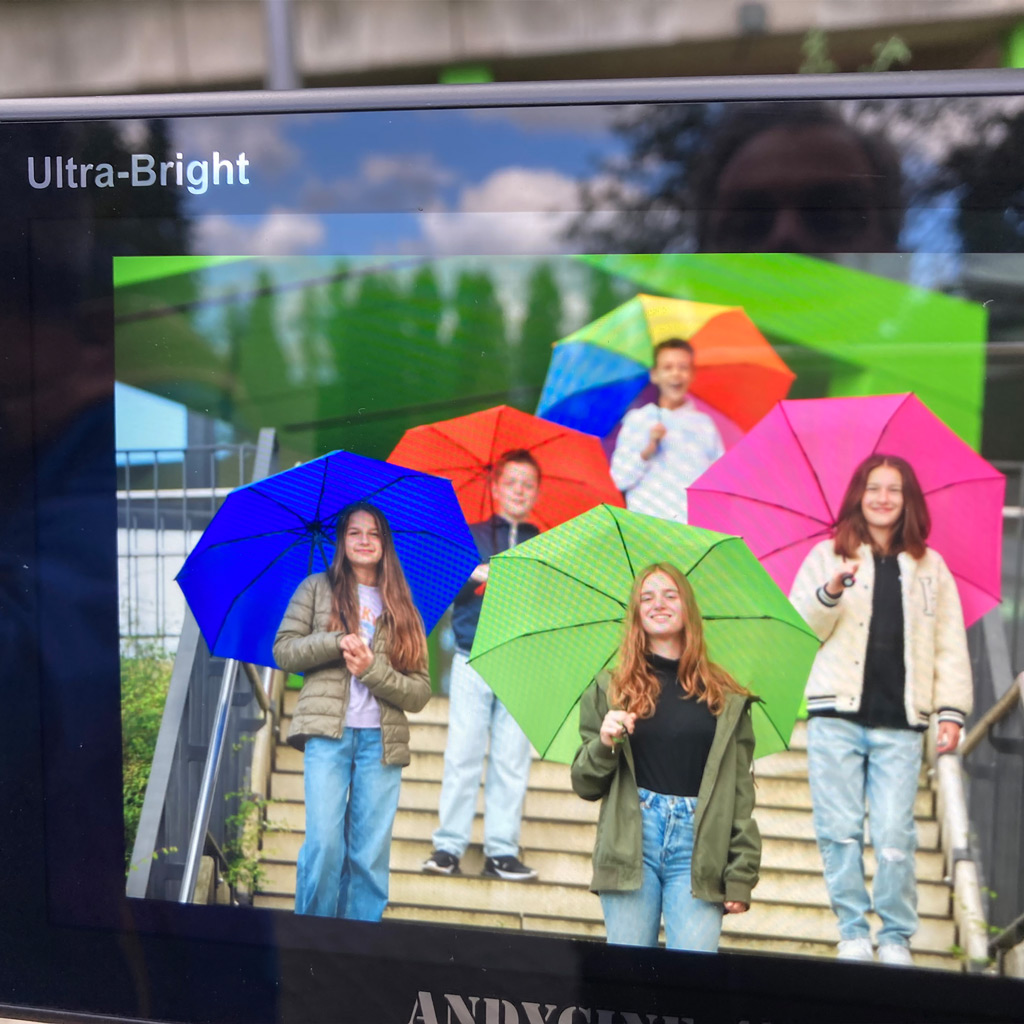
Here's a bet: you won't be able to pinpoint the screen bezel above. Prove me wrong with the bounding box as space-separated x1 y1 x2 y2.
3 70 1024 1024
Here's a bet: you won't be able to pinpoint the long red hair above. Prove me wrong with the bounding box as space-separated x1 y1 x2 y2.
608 563 748 719
327 502 426 673
833 454 930 559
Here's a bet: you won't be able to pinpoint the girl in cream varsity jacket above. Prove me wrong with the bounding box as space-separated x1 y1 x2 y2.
790 540 972 730
789 454 972 967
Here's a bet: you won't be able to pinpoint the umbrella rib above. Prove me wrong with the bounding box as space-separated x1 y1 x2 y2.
703 613 818 637
419 424 486 468
924 475 1005 495
541 647 618 759
681 535 736 579
505 552 629 609
181 526 310 560
778 403 835 524
757 526 834 561
476 617 625 659
687 487 833 528
610 510 635 578
239 484 309 527
948 566 1004 603
314 457 330 525
210 534 312 652
355 470 435 504
317 536 331 577
870 394 911 456
753 704 792 757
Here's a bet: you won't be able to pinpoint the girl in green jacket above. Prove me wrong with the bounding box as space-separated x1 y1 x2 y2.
571 562 761 952
274 502 430 922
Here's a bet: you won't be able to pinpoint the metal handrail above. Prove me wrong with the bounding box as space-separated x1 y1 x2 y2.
960 672 1024 759
176 427 278 903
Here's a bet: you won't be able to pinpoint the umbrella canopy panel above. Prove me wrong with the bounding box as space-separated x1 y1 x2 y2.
537 293 794 438
388 404 623 530
470 505 819 763
177 450 480 667
688 393 1005 625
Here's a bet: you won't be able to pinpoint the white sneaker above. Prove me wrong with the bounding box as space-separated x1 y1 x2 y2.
878 944 914 967
837 937 874 962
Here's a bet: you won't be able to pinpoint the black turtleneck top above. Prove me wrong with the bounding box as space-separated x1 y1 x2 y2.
630 652 718 798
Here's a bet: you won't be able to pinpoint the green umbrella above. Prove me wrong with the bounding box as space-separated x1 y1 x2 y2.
468 505 819 763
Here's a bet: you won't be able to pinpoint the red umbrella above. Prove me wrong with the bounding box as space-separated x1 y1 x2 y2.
387 405 624 530
688 393 1004 626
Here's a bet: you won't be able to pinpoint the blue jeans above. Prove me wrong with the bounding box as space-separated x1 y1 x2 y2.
294 729 402 921
806 716 922 947
432 652 533 858
599 790 724 952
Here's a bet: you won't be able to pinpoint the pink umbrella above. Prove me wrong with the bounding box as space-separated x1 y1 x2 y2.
688 393 1004 626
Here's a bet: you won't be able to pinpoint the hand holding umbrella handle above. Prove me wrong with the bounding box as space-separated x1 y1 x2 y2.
825 562 860 598
600 710 637 748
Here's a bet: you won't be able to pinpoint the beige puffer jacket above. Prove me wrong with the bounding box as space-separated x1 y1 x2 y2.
273 572 431 765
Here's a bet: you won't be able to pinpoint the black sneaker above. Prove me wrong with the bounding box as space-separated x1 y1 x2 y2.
481 855 538 882
422 849 461 875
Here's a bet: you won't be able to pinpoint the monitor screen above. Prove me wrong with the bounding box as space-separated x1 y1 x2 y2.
2 73 1023 1023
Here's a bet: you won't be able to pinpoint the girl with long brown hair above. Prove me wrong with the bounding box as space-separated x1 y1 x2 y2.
273 501 430 921
571 562 761 952
790 454 971 966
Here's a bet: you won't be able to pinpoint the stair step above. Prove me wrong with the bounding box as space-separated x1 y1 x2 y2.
265 800 940 851
275 745 575 789
261 831 946 886
258 857 951 919
268 765 934 818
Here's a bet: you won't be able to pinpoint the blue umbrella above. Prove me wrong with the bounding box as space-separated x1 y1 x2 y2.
176 450 480 667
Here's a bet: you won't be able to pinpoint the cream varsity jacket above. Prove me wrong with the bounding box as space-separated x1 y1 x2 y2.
790 540 972 728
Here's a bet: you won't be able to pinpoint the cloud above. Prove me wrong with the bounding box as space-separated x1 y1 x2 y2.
418 166 580 254
301 152 457 211
171 116 301 177
193 209 326 256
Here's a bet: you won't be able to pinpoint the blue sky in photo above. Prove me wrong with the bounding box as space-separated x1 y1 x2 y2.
115 382 187 456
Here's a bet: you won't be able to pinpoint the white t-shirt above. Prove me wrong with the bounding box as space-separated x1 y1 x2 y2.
345 583 383 729
609 401 724 523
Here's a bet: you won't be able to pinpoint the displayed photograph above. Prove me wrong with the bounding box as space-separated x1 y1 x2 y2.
114 239 1020 975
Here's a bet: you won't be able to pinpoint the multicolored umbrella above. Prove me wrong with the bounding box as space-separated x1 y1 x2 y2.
469 505 820 763
687 393 1005 626
176 450 480 668
536 293 795 439
387 404 623 530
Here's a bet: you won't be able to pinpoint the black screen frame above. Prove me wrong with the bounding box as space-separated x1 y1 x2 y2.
2 70 1024 1024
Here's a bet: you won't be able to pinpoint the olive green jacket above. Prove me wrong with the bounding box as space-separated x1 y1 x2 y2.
570 672 761 905
273 572 431 765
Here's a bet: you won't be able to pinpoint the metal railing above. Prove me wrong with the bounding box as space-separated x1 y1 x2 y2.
959 606 1024 973
126 428 279 902
118 441 260 647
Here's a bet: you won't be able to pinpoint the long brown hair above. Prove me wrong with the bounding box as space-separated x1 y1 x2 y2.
608 563 749 718
833 454 930 559
326 502 426 673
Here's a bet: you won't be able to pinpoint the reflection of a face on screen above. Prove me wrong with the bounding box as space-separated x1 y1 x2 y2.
6 83 1024 1024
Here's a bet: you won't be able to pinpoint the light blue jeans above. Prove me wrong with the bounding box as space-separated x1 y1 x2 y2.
432 652 533 858
599 790 724 952
806 716 922 948
294 729 402 921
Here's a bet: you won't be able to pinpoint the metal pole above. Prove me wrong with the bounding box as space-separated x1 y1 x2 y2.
264 0 298 91
178 659 241 902
177 429 277 902
1011 466 1024 670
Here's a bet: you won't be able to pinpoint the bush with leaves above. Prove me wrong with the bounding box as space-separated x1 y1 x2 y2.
121 642 173 870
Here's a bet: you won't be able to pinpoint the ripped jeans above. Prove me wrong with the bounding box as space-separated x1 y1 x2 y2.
807 717 922 948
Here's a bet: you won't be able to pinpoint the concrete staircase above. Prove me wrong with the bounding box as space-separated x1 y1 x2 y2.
256 692 959 970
